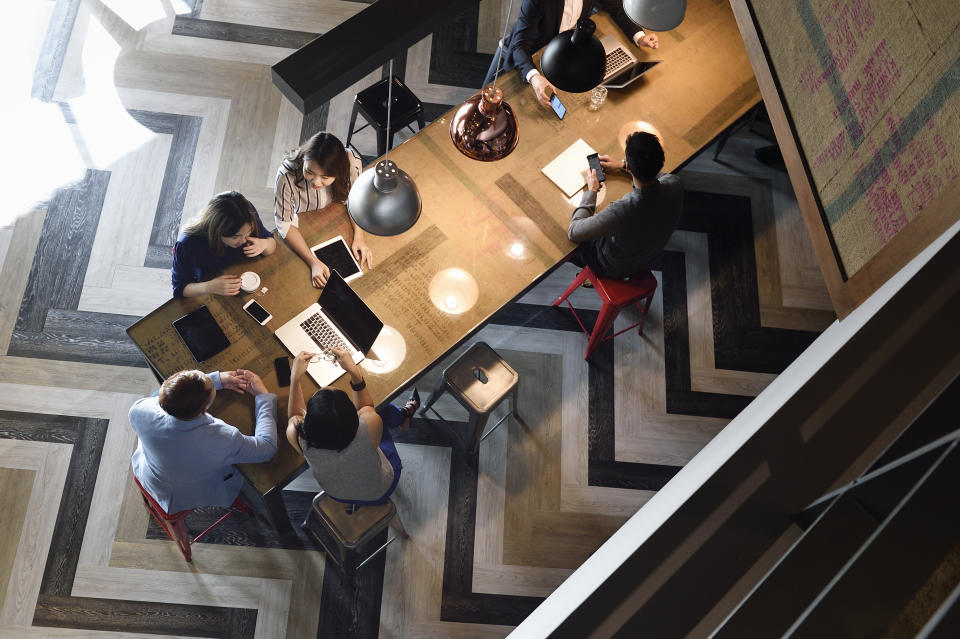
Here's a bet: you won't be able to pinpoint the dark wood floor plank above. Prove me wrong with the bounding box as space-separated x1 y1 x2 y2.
32 0 81 101
172 17 318 49
34 594 256 638
316 532 387 639
38 417 108 597
428 2 491 89
678 188 818 374
13 169 110 333
145 112 202 267
491 303 596 332
8 329 146 368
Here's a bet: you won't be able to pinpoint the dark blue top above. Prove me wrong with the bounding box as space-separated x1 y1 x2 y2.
171 207 272 297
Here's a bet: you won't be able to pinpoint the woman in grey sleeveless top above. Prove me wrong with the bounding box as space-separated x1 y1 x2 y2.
284 348 418 504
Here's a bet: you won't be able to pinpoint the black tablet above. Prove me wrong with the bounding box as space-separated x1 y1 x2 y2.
172 305 230 363
311 235 362 281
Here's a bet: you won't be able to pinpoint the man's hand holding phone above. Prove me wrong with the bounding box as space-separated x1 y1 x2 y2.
585 169 601 193
530 74 556 108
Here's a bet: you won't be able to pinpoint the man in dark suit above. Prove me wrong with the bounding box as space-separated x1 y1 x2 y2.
483 0 659 107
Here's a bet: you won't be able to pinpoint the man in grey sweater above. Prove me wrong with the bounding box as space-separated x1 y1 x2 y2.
568 131 683 279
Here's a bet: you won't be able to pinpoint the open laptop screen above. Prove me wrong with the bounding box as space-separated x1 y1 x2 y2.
317 270 383 354
603 60 662 89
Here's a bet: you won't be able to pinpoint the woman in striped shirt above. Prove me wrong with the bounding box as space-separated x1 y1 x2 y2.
274 132 372 287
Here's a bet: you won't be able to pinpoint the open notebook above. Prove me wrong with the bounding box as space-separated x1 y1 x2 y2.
541 138 597 197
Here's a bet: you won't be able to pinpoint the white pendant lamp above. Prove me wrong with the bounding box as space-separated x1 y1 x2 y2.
623 0 687 31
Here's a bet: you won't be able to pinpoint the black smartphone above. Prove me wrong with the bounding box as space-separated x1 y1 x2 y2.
587 152 606 182
274 356 291 387
550 93 566 119
242 299 272 325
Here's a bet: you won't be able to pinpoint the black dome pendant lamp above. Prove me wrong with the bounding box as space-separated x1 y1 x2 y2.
347 59 422 236
540 19 606 93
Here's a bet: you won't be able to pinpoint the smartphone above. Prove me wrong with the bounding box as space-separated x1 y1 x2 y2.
242 299 272 325
549 93 566 119
274 356 291 387
587 152 606 182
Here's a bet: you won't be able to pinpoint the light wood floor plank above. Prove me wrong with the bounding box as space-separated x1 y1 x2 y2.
0 443 72 626
379 443 451 636
0 358 156 396
408 620 514 639
70 565 279 608
0 208 46 354
474 411 508 575
0 468 35 616
473 563 571 598
77 395 141 569
82 135 171 288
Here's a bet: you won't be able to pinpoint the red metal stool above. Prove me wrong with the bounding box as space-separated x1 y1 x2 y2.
552 266 658 360
133 475 250 562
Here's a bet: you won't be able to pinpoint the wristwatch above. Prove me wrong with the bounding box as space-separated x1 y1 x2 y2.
350 377 366 391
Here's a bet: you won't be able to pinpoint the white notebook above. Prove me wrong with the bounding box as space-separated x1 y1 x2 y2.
541 138 597 198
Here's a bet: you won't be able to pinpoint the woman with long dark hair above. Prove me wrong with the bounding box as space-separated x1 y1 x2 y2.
274 132 372 288
171 191 276 297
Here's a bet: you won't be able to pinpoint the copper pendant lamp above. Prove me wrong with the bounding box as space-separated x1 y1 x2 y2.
450 0 519 161
347 59 422 236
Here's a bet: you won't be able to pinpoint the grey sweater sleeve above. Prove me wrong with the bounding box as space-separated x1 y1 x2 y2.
568 189 625 241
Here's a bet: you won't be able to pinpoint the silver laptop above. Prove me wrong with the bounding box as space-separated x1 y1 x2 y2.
600 34 662 88
274 270 383 387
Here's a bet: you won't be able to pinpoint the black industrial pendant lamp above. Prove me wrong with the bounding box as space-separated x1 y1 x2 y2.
540 19 606 93
347 59 422 236
623 0 687 31
450 0 519 161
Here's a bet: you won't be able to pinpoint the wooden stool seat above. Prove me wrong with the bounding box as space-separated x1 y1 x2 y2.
421 341 520 453
553 266 658 360
345 75 425 156
301 491 403 576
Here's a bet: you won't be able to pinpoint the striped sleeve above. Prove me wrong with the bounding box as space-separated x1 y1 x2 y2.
273 167 300 239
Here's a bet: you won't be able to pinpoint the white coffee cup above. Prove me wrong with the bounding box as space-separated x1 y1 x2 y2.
240 271 261 293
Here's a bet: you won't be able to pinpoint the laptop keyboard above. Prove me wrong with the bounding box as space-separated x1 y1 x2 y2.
300 313 350 354
605 47 632 78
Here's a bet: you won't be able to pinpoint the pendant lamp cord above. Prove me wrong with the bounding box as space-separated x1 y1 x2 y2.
384 58 393 167
491 0 517 90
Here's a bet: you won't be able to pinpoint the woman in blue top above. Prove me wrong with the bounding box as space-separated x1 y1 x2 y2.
172 191 277 297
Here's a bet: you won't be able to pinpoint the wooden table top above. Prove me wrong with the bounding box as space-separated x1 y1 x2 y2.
127 1 759 495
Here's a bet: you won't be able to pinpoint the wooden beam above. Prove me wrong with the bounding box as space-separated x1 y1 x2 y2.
271 0 475 113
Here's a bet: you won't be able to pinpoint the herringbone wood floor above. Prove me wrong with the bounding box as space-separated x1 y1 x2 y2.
0 1 834 637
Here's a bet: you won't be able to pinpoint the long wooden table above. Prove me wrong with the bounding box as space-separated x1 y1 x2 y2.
127 1 759 532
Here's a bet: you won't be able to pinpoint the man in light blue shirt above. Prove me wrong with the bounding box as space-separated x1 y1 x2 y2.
130 368 278 514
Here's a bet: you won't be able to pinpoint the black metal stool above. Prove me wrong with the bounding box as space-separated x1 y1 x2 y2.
345 75 426 157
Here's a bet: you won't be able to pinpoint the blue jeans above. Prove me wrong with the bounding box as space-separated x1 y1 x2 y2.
330 403 405 506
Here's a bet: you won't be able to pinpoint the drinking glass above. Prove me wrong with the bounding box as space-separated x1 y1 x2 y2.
589 86 608 110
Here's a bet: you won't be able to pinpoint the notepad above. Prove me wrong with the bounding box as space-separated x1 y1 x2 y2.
541 138 597 198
